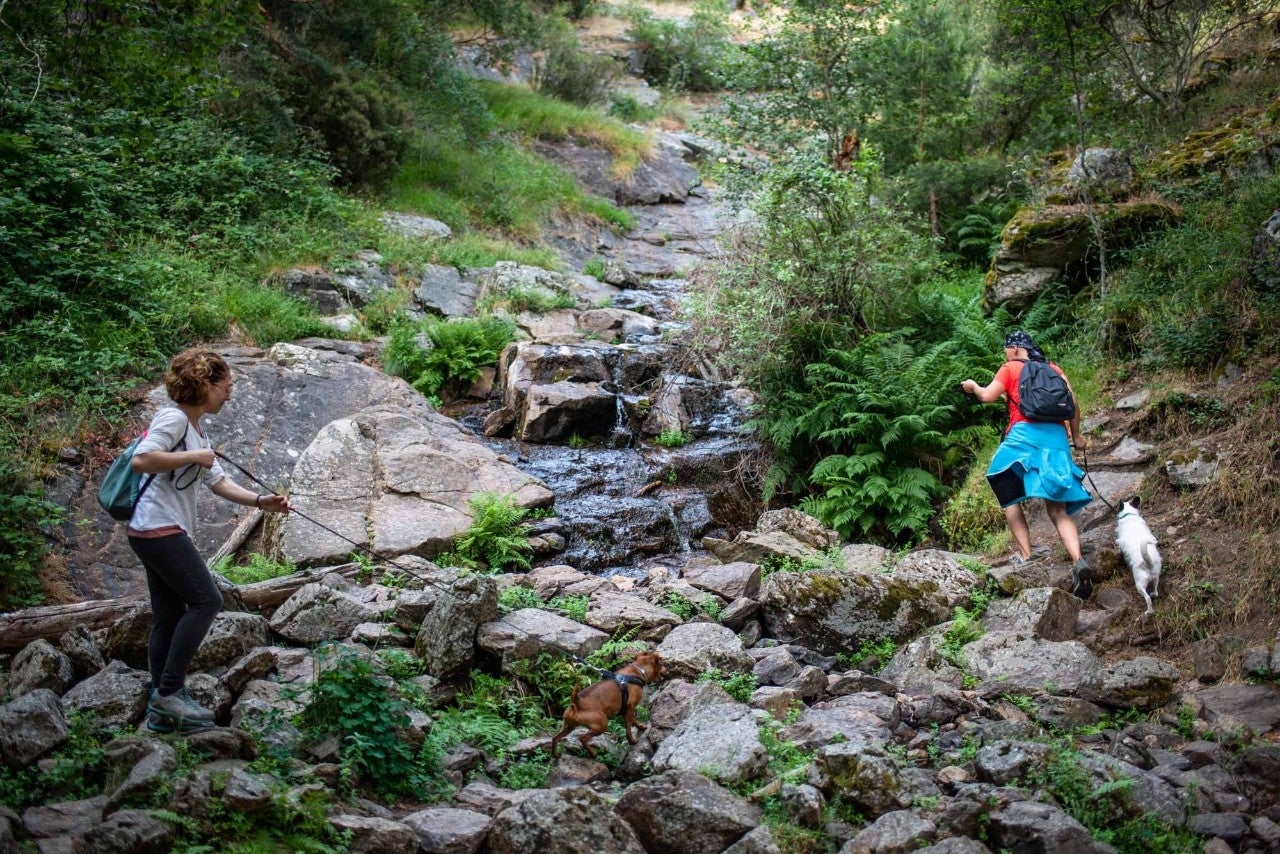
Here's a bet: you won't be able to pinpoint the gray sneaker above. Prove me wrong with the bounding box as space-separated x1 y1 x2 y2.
1071 558 1094 601
149 687 214 723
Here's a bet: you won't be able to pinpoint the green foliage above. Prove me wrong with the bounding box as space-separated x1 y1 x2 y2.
288 66 411 187
585 629 647 670
939 436 1007 553
707 0 893 164
582 258 607 281
1025 739 1204 852
383 316 516 399
658 591 695 620
939 602 986 673
376 648 427 682
653 429 691 448
696 668 757 703
0 713 108 810
1099 174 1280 369
840 638 899 673
499 585 545 614
626 2 735 92
213 552 298 586
550 594 590 623
533 26 618 107
498 751 552 789
453 493 534 573
793 332 997 542
0 464 63 608
296 645 423 798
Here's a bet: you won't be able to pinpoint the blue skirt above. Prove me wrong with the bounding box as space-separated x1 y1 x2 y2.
986 422 1092 515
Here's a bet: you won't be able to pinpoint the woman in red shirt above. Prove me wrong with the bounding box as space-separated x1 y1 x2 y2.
961 331 1093 598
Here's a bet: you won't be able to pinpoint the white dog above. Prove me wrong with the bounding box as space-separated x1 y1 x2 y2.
1115 497 1163 615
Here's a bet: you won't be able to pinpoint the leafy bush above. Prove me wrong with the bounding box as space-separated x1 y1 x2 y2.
1100 174 1280 369
452 493 534 572
382 316 516 400
550 594 590 622
582 258 607 280
499 585 545 613
653 429 691 448
297 646 423 798
0 465 63 608
626 2 734 92
533 28 618 107
377 648 426 682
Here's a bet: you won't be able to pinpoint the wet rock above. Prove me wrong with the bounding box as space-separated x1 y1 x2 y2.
522 381 618 443
616 770 762 854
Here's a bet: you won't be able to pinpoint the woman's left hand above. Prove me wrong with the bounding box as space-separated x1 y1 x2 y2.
259 494 292 514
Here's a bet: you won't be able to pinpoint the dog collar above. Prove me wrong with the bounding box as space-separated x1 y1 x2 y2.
1118 508 1137 519
631 663 649 686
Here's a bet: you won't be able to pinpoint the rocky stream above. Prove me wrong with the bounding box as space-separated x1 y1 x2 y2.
3 101 1280 854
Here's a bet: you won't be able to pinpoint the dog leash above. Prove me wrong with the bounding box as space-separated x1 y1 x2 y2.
1077 444 1118 514
214 449 638 680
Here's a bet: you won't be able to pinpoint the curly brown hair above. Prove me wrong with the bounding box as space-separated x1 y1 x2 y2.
165 348 230 405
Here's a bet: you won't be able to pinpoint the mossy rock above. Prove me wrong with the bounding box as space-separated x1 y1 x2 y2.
998 200 1183 268
1149 96 1280 179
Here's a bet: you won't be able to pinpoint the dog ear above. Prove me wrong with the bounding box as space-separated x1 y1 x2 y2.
1130 495 1142 509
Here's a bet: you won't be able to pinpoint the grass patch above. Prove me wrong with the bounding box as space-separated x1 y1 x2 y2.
479 80 653 175
212 552 298 585
387 130 633 240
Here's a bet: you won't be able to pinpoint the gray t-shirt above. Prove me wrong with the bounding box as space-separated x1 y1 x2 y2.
130 407 226 534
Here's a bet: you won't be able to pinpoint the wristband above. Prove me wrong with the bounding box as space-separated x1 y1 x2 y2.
254 494 262 508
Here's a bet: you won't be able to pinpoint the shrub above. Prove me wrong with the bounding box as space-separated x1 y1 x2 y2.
297 646 422 798
696 668 757 703
382 316 516 400
626 2 734 92
452 493 534 572
533 29 618 107
582 258 607 280
288 66 411 188
499 585 544 613
653 429 691 448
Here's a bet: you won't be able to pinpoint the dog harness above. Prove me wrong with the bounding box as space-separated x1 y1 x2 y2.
610 663 649 710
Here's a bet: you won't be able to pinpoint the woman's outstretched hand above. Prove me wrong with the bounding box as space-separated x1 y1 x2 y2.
960 380 978 395
259 494 292 514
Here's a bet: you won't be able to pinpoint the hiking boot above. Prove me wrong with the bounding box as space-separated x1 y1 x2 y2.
1010 553 1038 568
149 687 214 728
1071 558 1094 601
146 708 213 734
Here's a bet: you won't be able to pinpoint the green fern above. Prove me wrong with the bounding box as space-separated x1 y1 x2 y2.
453 492 533 572
383 316 515 399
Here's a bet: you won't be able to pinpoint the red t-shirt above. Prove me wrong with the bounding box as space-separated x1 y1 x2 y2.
995 360 1068 432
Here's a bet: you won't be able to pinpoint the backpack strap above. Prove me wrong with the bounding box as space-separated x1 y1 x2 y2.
135 423 190 507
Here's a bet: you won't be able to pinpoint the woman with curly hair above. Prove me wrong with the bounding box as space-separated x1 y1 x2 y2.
129 347 291 732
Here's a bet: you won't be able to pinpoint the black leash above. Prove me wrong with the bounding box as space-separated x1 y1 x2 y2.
214 450 626 680
1078 444 1118 514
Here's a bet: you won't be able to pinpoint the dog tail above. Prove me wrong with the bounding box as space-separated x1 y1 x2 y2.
566 686 580 713
1142 542 1161 569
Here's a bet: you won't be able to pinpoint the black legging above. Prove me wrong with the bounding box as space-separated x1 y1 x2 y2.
128 533 223 695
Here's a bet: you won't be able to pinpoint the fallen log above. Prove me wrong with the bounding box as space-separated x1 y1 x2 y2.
0 562 364 652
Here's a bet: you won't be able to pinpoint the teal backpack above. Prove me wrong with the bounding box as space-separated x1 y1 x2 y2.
97 425 189 521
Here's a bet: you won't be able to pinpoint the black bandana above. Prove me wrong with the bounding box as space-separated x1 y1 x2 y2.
1004 330 1047 362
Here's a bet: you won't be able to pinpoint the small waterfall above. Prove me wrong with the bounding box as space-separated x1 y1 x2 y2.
608 385 632 449
664 502 690 553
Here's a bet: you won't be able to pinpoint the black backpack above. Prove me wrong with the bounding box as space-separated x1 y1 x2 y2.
1016 359 1076 422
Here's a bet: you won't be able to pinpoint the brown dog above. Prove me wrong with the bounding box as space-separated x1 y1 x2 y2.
550 651 664 758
